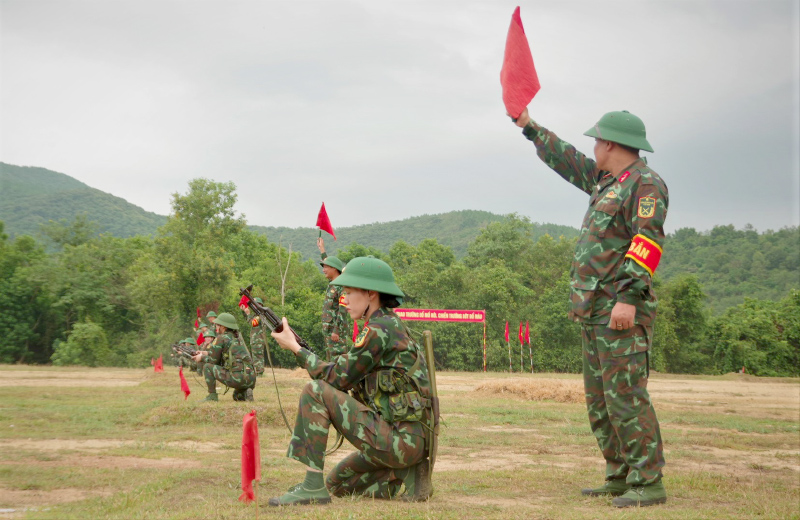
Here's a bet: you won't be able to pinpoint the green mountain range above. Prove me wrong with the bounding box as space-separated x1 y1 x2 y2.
250 212 580 260
1 162 796 315
0 162 167 239
0 162 578 258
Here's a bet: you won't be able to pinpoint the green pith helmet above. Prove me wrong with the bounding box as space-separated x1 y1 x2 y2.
254 297 263 304
183 337 194 344
214 312 239 331
583 110 654 153
198 321 208 329
206 310 217 318
320 256 345 273
204 329 216 338
332 256 404 298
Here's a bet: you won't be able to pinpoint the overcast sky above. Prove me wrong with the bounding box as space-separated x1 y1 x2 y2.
2 0 798 235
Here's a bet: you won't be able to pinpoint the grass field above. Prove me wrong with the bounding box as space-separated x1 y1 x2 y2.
0 365 798 519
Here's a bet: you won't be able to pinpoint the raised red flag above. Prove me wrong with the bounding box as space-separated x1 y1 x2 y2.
525 321 530 344
196 333 204 346
504 321 510 342
500 6 540 119
239 410 261 503
518 322 524 343
179 367 191 400
195 307 200 328
316 203 336 240
352 321 359 343
154 355 164 373
238 294 250 309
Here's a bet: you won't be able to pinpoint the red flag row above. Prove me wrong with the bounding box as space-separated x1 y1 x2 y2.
504 321 531 344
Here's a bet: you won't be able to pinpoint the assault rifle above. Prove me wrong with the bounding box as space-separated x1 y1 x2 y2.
238 285 313 352
172 343 198 359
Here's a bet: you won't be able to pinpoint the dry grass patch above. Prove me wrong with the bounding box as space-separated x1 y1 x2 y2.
475 379 584 404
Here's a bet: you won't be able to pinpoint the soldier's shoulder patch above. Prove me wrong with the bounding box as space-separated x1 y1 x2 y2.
637 196 656 218
354 326 370 348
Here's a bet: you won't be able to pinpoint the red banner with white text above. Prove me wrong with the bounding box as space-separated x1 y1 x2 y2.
395 308 485 323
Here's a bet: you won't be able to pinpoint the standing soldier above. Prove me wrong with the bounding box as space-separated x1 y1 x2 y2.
206 310 217 326
240 297 268 377
192 312 256 402
512 108 668 507
317 237 348 359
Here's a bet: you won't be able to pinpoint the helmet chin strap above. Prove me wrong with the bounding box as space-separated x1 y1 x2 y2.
360 291 379 320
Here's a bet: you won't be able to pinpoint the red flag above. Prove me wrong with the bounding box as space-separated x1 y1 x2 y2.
238 294 250 309
316 203 336 240
239 410 261 503
504 321 509 342
195 307 200 328
500 6 540 119
352 321 359 343
179 367 191 400
154 355 164 372
518 322 524 343
525 321 530 344
196 332 205 346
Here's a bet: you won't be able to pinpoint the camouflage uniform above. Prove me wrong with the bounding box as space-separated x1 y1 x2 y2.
320 253 348 359
288 307 432 499
200 331 256 400
523 121 667 486
248 316 268 375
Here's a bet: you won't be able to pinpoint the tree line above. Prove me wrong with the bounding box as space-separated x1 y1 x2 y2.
1 179 797 376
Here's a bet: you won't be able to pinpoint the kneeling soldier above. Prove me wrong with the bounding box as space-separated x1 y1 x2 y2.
192 312 256 402
268 257 436 506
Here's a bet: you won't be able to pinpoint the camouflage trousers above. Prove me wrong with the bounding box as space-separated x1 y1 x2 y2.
582 323 665 486
288 380 426 498
202 364 256 394
251 343 266 376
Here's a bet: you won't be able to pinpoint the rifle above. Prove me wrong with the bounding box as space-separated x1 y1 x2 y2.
239 285 313 352
172 343 198 359
238 285 322 439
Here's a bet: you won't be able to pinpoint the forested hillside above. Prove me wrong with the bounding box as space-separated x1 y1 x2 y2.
0 163 166 239
1 178 797 377
660 225 799 314
251 210 580 260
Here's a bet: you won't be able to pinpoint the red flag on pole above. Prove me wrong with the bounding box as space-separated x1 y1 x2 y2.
504 321 510 342
195 307 200 328
196 333 205 346
179 367 191 400
316 203 336 240
352 321 359 343
154 355 164 373
239 410 261 503
518 322 524 343
500 6 541 119
525 321 530 344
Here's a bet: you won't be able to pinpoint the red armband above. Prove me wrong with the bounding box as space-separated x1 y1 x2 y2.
625 234 662 276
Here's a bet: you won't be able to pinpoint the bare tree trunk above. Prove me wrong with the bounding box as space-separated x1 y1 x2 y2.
276 237 292 306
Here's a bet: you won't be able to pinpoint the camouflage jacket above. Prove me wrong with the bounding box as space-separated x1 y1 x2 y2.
320 253 348 339
523 121 669 325
201 332 254 373
295 307 432 433
249 317 268 372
